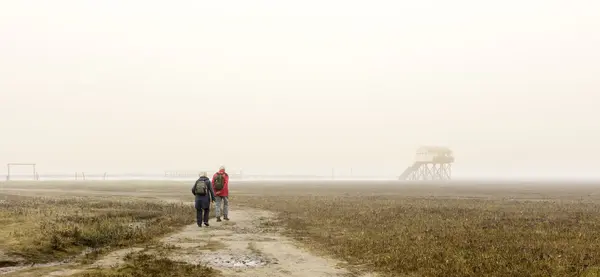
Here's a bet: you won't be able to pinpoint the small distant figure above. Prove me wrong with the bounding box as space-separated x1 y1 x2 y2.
212 165 230 222
192 172 216 227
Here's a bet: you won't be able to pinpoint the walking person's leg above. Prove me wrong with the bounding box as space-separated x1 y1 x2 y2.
202 198 211 226
223 196 229 220
196 208 203 226
203 207 210 226
215 196 222 221
194 200 202 227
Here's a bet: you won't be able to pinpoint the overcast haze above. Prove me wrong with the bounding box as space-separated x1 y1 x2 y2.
1 0 599 179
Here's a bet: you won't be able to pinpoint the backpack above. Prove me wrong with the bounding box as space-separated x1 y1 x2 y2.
194 179 208 196
213 173 225 190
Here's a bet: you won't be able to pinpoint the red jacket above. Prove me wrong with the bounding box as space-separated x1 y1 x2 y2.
212 169 229 197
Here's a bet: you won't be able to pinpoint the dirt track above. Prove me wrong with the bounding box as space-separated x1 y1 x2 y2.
81 207 372 277
165 208 374 277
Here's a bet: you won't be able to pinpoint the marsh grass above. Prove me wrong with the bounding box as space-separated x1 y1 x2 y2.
5 181 600 276
0 195 195 264
75 251 216 277
237 191 600 277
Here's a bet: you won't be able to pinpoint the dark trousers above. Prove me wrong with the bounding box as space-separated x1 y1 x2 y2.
196 207 210 225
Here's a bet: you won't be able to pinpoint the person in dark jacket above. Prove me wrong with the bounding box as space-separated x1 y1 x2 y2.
192 172 216 227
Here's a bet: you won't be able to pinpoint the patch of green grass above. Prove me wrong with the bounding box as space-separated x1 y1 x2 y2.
0 196 195 264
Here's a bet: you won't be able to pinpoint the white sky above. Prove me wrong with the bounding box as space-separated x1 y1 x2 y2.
1 0 599 178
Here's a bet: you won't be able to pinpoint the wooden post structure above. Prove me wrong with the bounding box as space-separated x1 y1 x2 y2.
6 163 37 181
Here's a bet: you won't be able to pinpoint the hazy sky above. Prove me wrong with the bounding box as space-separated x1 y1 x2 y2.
1 0 599 178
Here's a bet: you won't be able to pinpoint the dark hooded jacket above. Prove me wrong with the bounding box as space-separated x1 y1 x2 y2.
192 176 215 209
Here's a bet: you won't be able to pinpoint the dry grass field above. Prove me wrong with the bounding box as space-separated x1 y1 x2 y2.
0 194 196 264
236 182 600 277
0 184 217 277
2 180 600 277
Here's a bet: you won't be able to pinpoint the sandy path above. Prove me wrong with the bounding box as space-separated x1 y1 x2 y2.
158 208 371 277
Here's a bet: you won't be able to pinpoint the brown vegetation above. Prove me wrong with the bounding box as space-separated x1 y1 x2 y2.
76 251 216 277
235 183 600 277
0 194 195 264
4 181 600 276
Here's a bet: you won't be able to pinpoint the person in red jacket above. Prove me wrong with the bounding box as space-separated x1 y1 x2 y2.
212 165 230 221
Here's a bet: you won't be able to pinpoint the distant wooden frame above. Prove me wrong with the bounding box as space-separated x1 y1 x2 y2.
6 163 37 181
